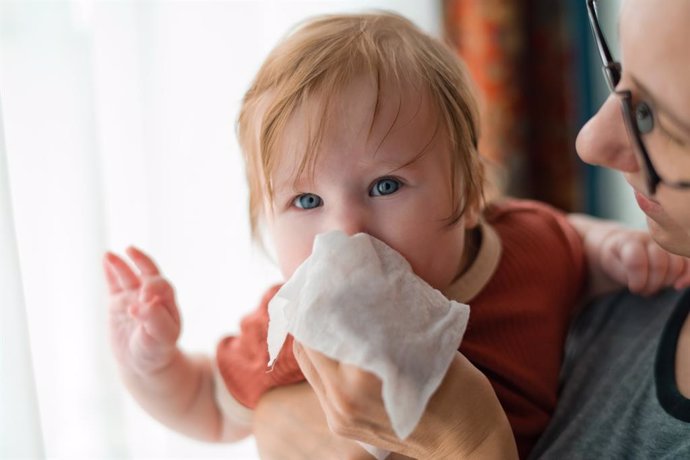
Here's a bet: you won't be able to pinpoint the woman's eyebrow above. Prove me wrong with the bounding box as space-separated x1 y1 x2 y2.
631 75 690 135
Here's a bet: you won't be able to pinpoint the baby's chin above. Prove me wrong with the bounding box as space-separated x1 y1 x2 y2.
409 265 456 292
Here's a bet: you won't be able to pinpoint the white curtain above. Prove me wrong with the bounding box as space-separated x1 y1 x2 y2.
0 1 440 458
0 94 44 458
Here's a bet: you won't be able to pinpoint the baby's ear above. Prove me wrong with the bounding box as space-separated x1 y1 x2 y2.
463 199 481 230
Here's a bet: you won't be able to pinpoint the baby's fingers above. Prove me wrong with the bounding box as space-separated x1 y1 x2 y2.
140 277 180 325
126 246 161 278
618 241 649 294
104 252 141 291
131 296 180 345
661 254 686 288
103 255 122 294
673 259 690 290
640 243 671 295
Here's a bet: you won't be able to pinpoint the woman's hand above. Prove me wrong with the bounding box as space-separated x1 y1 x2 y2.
254 382 384 460
292 342 518 459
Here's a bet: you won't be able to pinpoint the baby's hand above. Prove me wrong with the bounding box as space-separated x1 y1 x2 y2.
103 246 181 375
599 229 690 296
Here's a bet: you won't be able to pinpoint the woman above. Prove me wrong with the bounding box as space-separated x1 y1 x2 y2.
253 0 690 457
529 0 690 457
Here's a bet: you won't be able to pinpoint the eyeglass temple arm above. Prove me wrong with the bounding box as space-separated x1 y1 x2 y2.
587 0 615 65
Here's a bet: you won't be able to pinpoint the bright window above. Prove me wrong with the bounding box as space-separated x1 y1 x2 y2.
0 1 440 458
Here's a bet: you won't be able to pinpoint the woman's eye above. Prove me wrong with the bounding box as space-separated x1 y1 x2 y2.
293 193 322 209
635 102 655 134
370 177 401 197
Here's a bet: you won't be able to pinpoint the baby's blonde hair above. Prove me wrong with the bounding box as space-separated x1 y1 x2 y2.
237 11 484 240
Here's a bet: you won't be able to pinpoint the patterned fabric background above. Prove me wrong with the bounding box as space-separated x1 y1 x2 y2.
444 0 585 212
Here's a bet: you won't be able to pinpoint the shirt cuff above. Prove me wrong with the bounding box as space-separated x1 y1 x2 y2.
213 363 254 428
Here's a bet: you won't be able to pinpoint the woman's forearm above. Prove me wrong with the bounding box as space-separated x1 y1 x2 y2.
254 353 518 459
402 353 518 459
254 382 375 459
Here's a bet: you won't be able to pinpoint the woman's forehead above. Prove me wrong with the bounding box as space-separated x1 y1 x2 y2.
620 0 690 126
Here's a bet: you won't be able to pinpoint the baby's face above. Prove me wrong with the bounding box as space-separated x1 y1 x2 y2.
266 75 477 290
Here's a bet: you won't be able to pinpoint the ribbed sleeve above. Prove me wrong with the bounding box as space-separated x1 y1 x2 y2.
216 284 303 409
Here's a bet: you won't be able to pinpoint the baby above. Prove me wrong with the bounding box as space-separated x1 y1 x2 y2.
103 12 690 458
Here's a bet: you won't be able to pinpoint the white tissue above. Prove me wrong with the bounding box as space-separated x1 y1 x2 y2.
267 231 470 442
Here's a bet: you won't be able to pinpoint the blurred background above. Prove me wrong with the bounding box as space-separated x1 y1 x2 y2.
1 0 640 458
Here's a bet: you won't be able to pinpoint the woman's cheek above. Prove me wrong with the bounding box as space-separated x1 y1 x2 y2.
656 187 690 230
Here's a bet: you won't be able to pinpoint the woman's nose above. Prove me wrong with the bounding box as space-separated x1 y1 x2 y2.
576 94 640 173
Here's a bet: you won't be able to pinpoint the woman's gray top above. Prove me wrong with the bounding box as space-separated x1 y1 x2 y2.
530 288 690 459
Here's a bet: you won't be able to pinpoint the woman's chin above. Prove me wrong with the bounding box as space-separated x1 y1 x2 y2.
647 216 690 258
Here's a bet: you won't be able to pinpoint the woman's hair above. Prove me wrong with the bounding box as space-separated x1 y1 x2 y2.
237 11 484 240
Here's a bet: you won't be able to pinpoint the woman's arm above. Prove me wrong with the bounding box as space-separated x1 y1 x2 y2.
254 382 383 459
254 348 518 459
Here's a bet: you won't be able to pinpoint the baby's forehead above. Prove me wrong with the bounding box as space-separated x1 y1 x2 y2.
304 74 433 120
269 99 447 194
282 76 439 148
295 83 434 139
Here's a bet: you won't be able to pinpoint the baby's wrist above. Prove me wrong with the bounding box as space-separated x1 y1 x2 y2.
124 346 182 380
120 348 200 402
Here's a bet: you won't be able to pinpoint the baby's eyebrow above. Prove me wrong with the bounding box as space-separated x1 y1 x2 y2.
381 121 440 172
270 180 297 197
270 132 438 197
271 174 314 197
387 148 431 172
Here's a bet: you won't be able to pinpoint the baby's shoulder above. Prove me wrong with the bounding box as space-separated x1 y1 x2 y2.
482 198 581 259
482 198 566 227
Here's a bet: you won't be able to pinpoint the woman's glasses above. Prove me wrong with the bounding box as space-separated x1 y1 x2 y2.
587 0 690 195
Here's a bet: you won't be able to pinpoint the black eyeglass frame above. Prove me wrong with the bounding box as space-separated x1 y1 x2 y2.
586 0 690 195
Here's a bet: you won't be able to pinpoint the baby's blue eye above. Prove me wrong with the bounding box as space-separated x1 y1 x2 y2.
370 178 401 197
293 193 322 209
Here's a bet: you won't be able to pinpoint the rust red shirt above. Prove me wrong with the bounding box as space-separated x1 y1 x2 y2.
216 199 586 458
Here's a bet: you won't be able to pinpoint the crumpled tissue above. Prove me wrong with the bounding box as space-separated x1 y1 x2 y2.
266 231 470 451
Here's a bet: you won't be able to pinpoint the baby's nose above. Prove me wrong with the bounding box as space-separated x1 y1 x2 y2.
328 205 369 236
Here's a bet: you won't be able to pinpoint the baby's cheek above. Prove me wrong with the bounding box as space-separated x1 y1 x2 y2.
421 230 467 290
278 238 314 280
269 226 308 279
395 239 453 289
